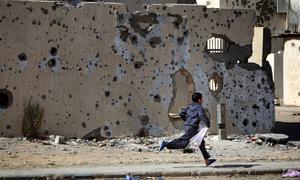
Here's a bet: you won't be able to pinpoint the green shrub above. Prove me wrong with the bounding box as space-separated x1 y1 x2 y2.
21 99 44 138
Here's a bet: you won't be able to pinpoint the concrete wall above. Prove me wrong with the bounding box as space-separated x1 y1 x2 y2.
268 52 284 101
289 0 300 32
283 40 300 106
0 0 274 138
249 27 272 66
196 0 220 8
199 0 287 36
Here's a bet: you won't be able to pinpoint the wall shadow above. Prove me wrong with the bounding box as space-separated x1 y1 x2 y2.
272 121 300 141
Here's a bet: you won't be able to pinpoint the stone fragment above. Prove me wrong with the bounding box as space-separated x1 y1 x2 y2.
256 133 289 144
255 139 263 145
54 135 65 144
289 141 300 148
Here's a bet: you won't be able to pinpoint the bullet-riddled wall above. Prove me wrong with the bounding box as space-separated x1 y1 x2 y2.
0 1 274 138
283 40 300 106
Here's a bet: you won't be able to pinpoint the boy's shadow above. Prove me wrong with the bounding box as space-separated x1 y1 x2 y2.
213 164 259 168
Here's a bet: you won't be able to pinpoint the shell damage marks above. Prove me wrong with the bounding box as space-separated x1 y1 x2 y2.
114 12 189 69
85 54 100 75
255 0 276 25
0 1 274 137
38 47 62 72
17 53 28 70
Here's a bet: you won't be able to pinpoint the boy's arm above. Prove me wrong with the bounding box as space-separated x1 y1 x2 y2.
179 107 187 121
198 108 211 128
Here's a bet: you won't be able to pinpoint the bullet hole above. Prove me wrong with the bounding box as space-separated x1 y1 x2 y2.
139 115 149 126
129 35 137 45
127 110 132 116
0 89 13 109
105 91 110 97
47 58 57 68
177 37 184 45
136 128 149 137
149 37 162 48
243 119 249 126
41 8 48 15
204 14 208 18
113 76 118 82
82 122 86 128
167 13 183 29
257 84 261 89
69 94 72 98
7 3 12 7
41 94 46 100
18 53 27 61
232 123 236 127
44 130 49 135
241 0 248 6
134 61 144 69
6 124 11 130
95 102 99 108
116 25 130 41
252 104 260 111
50 47 58 56
105 131 111 137
116 121 120 125
153 94 161 103
208 72 223 96
103 125 109 131
252 121 257 127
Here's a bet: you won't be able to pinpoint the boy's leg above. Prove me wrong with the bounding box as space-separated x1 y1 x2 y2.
166 126 197 149
199 139 210 159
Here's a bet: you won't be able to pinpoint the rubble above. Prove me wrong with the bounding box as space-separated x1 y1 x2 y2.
255 133 289 144
54 136 65 145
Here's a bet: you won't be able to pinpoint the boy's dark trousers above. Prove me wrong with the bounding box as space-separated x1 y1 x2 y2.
165 125 210 159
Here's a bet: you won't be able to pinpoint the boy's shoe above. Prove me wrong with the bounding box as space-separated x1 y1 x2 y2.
206 159 217 167
159 141 167 152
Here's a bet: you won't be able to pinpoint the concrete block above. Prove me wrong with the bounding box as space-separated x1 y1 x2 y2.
54 135 65 144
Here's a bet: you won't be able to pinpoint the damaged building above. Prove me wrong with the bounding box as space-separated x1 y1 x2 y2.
0 0 280 138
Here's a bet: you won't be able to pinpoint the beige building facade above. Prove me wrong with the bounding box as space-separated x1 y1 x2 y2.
0 0 275 138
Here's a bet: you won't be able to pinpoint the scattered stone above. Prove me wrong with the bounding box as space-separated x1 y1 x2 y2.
49 135 55 141
42 141 51 145
98 143 106 147
48 161 56 165
255 139 263 145
256 133 289 144
54 135 65 144
288 141 300 148
244 139 251 144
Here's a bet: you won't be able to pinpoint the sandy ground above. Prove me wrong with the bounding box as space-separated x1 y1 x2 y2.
0 133 299 170
1 106 300 170
98 174 292 180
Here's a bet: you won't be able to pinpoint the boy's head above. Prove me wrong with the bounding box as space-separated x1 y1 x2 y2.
192 92 203 103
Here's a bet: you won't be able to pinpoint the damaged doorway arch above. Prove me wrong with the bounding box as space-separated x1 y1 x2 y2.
168 69 195 129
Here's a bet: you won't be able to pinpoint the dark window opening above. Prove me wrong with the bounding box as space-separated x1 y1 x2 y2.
0 89 13 109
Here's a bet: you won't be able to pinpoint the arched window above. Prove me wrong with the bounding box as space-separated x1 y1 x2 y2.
206 37 228 54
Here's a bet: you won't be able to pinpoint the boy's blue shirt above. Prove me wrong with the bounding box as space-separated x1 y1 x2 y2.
179 102 211 128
